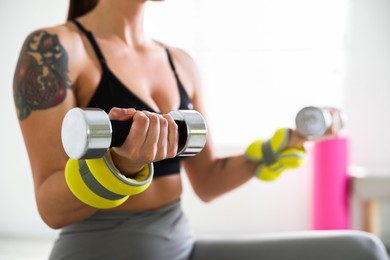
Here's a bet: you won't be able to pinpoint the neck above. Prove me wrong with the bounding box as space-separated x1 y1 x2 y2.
87 0 149 47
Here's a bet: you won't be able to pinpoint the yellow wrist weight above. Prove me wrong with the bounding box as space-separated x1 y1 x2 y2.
245 128 305 181
65 150 154 209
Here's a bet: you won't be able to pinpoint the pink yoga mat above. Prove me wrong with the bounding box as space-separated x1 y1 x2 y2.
312 137 349 230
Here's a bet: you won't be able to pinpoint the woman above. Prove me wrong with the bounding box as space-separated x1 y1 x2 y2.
13 0 389 259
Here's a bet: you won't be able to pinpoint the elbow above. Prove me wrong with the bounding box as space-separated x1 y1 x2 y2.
193 186 218 203
46 221 65 230
39 211 68 230
199 195 214 203
36 196 97 229
37 205 72 230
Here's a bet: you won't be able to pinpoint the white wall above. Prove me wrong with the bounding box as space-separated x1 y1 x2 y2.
344 0 390 246
3 0 385 241
344 0 390 170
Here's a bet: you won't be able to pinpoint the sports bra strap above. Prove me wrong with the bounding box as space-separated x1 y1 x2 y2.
165 48 182 83
73 20 107 65
164 48 192 109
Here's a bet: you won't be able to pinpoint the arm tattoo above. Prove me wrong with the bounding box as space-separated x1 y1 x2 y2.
13 30 71 120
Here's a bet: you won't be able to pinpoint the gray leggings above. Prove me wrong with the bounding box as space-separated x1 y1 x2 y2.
49 200 389 260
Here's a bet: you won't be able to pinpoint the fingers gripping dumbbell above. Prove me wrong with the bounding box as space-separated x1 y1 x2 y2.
62 108 207 209
245 106 346 181
61 108 208 160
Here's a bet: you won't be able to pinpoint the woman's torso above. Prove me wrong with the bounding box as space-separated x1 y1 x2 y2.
69 19 194 211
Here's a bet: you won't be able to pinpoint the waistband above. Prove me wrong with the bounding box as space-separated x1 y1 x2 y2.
60 199 184 236
51 199 194 260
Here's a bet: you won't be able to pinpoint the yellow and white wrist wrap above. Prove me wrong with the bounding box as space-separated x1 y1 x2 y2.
65 150 153 209
245 128 305 181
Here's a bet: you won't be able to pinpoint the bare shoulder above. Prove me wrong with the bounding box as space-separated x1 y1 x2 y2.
13 23 84 120
168 46 199 75
21 23 82 55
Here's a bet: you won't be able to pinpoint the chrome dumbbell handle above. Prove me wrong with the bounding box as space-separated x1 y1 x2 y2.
295 106 346 138
61 108 207 160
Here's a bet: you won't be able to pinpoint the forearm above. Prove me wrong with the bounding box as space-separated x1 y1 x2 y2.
184 151 258 202
35 170 98 229
185 129 308 202
203 155 259 201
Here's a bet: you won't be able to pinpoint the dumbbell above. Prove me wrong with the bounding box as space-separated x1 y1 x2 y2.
295 106 346 138
61 108 207 160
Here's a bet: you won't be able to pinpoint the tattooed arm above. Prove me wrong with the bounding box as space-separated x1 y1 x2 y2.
14 30 71 120
14 26 98 228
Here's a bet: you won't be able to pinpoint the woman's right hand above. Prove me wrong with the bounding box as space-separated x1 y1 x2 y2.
108 107 179 177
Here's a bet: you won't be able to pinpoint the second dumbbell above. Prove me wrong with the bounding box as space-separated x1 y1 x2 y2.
295 106 346 138
61 108 208 160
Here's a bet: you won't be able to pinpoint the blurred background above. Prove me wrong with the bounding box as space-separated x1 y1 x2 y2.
1 0 390 258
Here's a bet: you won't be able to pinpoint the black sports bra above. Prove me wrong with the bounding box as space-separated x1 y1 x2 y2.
73 20 193 178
